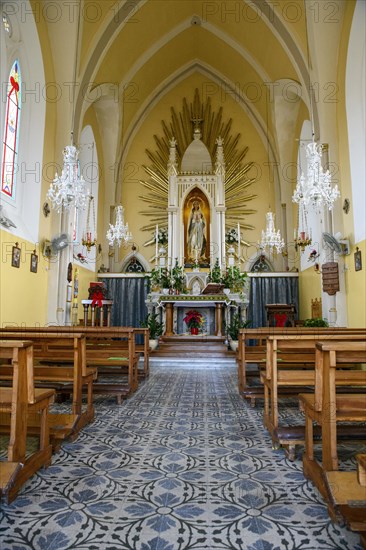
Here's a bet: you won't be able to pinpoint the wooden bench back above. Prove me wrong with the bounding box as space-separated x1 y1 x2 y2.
0 331 87 374
0 340 34 404
315 340 366 412
266 333 366 379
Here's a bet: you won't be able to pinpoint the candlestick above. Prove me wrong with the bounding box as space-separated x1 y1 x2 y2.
237 222 241 266
155 224 159 266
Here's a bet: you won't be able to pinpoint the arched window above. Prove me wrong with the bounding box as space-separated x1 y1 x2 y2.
2 60 21 198
250 255 272 272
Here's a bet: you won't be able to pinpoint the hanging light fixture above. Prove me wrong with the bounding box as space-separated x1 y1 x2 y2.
294 198 312 251
82 194 97 251
81 143 97 250
106 205 132 247
261 211 285 254
260 89 285 255
106 84 132 248
47 141 88 212
293 149 312 251
292 143 339 212
292 8 339 214
46 4 88 213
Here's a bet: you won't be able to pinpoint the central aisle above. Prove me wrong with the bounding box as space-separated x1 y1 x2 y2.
0 363 361 549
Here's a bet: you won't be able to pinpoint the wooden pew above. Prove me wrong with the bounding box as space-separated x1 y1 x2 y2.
2 326 141 402
262 333 366 459
299 340 366 494
324 453 366 547
237 327 366 403
81 327 147 386
0 341 55 503
0 332 95 447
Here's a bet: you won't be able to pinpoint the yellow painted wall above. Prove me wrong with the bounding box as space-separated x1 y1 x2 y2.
0 230 48 327
298 266 322 321
345 241 366 327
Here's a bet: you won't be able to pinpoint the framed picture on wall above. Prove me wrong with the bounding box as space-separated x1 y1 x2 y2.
30 252 38 273
354 248 362 272
11 244 21 268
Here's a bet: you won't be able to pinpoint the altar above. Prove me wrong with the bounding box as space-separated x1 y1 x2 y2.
146 293 248 337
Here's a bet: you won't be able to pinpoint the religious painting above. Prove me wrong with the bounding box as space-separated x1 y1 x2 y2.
30 252 38 273
354 248 362 272
184 188 210 268
11 244 21 268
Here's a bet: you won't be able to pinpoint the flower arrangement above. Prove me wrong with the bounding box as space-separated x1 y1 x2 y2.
155 228 168 245
225 228 238 244
308 249 319 263
183 310 204 331
222 266 247 293
74 252 87 264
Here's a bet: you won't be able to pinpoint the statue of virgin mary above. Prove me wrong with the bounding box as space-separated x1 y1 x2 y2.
187 200 207 262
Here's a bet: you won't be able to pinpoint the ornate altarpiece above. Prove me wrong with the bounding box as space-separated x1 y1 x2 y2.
140 89 258 275
167 128 226 271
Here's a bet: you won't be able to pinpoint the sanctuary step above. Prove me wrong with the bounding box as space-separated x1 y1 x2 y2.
151 335 235 359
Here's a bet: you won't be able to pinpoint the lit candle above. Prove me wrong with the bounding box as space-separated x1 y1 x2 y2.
237 223 241 266
155 224 159 266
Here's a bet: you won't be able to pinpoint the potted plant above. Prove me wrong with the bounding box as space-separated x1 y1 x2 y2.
225 313 251 351
149 267 163 292
171 260 185 294
303 318 329 327
159 268 172 293
222 266 247 294
208 258 223 284
140 312 164 350
183 309 204 335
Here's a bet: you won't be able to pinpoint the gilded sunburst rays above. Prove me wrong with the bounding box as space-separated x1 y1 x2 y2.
139 88 257 245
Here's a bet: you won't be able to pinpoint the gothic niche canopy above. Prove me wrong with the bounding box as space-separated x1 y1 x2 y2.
140 89 257 265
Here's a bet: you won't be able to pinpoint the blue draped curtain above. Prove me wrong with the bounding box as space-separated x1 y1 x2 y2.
248 276 299 328
100 276 149 328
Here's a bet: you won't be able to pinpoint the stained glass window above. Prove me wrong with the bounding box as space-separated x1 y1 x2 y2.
2 60 21 198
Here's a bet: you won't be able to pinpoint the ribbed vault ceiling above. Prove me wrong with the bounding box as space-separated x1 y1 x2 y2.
75 0 309 143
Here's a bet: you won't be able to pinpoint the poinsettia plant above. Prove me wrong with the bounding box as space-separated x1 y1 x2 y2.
183 310 204 330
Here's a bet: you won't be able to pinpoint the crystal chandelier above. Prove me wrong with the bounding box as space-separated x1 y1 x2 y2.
47 144 88 212
260 91 285 256
292 141 339 213
292 5 340 214
106 205 133 247
261 211 285 254
46 3 88 214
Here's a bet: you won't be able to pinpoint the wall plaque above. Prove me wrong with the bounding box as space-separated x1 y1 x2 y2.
322 262 339 295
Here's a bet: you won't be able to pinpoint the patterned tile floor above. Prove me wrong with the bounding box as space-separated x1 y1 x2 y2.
0 363 363 550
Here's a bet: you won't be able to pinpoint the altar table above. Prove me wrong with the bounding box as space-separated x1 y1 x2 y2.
157 296 230 337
